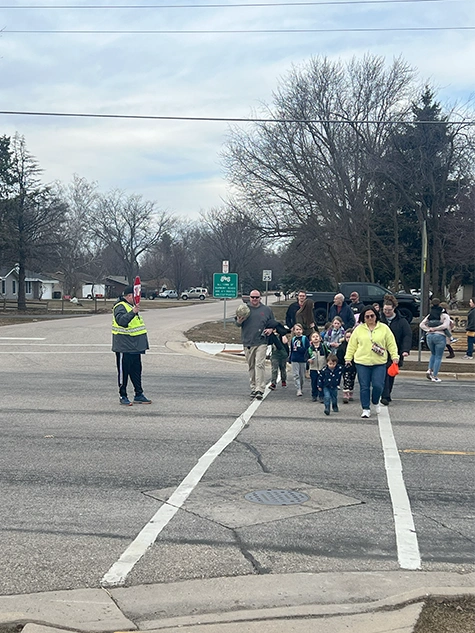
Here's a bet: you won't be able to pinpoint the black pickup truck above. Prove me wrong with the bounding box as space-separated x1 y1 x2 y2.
307 282 420 325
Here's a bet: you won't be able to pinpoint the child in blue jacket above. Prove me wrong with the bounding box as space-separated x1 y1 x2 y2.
318 354 343 415
289 323 310 396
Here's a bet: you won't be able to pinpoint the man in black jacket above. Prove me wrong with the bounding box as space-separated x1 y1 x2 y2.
380 297 412 405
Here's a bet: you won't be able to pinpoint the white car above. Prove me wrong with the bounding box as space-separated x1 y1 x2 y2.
181 287 208 301
158 290 178 299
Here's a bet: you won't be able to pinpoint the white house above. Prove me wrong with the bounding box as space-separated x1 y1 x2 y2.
0 266 61 300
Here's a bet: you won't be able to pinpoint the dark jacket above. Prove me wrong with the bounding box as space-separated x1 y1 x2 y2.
269 330 290 356
467 306 475 332
112 299 149 353
318 365 343 390
349 301 365 315
285 301 300 329
236 303 276 348
328 303 355 330
380 309 412 367
289 335 310 363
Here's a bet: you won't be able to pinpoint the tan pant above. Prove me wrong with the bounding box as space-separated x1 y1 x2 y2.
244 344 267 393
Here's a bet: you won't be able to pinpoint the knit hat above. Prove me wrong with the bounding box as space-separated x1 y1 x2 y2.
122 285 134 296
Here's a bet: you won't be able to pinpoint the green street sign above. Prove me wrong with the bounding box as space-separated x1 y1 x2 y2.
213 272 238 298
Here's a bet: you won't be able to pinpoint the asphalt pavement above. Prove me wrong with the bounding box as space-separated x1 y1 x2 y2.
0 300 474 632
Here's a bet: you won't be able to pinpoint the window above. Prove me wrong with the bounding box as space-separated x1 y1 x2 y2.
25 281 32 294
367 285 386 297
12 280 16 294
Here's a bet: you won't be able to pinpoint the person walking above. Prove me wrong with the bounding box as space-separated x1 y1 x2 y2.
235 290 277 400
463 297 475 359
345 304 399 418
336 328 356 403
318 354 342 416
348 292 365 322
269 328 289 390
285 290 308 329
379 295 412 406
419 298 452 382
289 323 310 396
112 285 151 406
295 298 316 337
328 293 355 330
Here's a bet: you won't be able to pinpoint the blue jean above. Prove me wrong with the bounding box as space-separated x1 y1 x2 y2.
426 333 446 377
355 363 387 410
466 334 474 358
323 386 338 411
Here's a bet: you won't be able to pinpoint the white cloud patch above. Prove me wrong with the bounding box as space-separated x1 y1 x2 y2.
1 0 473 218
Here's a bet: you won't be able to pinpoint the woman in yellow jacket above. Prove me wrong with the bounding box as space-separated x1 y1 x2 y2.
345 304 399 418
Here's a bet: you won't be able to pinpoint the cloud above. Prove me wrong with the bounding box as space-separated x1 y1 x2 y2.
1 0 473 218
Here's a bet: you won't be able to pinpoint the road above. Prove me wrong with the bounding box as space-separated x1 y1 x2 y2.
0 299 474 595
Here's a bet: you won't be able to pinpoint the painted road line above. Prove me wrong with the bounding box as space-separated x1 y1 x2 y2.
101 391 267 587
401 449 475 456
0 337 45 340
378 406 421 570
0 351 183 355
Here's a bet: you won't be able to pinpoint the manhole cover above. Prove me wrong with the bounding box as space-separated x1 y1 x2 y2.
244 489 309 506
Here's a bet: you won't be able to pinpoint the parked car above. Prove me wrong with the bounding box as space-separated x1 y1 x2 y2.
181 287 208 301
307 282 420 325
158 289 178 299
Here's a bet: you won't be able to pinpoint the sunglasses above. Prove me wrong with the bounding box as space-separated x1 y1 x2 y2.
364 314 376 319
250 295 260 299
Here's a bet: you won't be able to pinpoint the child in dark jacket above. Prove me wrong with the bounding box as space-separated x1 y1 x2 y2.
269 328 289 389
318 354 343 415
336 328 356 403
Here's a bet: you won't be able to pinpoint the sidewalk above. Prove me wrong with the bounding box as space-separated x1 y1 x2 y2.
2 571 475 633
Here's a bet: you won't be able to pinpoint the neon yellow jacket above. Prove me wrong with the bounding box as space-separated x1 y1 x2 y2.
344 322 398 366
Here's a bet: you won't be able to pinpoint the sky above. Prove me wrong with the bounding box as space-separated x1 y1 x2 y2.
0 0 474 220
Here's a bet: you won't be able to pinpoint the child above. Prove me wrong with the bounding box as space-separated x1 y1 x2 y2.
308 331 328 402
427 299 456 343
336 328 357 403
318 354 343 416
289 323 310 396
323 317 345 353
269 328 289 389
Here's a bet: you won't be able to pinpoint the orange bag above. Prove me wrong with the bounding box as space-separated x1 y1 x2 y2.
387 362 399 377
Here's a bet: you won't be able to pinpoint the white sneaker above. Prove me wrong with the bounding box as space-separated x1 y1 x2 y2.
463 355 473 360
375 404 381 414
431 376 442 383
297 389 303 396
361 409 370 418
426 370 432 381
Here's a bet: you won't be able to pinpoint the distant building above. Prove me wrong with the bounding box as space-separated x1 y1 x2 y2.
0 266 61 300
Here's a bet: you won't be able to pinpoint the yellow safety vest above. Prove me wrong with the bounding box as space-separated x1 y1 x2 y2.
112 301 148 337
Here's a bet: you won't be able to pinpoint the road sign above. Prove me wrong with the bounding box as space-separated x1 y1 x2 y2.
262 270 272 282
213 273 238 298
222 260 229 273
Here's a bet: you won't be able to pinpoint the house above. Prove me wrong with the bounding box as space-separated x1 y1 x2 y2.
0 266 61 300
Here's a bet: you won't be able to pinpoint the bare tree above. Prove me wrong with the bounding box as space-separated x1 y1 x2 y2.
223 55 415 284
89 190 175 284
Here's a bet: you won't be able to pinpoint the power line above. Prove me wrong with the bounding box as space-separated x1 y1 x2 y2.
0 109 473 125
2 26 473 33
0 0 465 8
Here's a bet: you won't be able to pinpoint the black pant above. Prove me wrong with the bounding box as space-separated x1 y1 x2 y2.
116 352 143 398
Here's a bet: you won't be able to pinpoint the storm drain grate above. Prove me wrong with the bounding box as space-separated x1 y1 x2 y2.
244 489 309 506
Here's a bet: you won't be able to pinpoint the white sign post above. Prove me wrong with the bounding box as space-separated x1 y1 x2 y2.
262 270 272 305
222 261 229 326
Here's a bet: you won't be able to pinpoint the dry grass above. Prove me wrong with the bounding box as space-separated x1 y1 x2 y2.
414 595 475 633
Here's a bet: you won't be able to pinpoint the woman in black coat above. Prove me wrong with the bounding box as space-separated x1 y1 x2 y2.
379 295 412 405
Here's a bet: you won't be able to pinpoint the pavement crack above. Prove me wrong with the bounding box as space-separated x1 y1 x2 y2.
418 512 475 545
232 529 270 575
235 439 270 473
